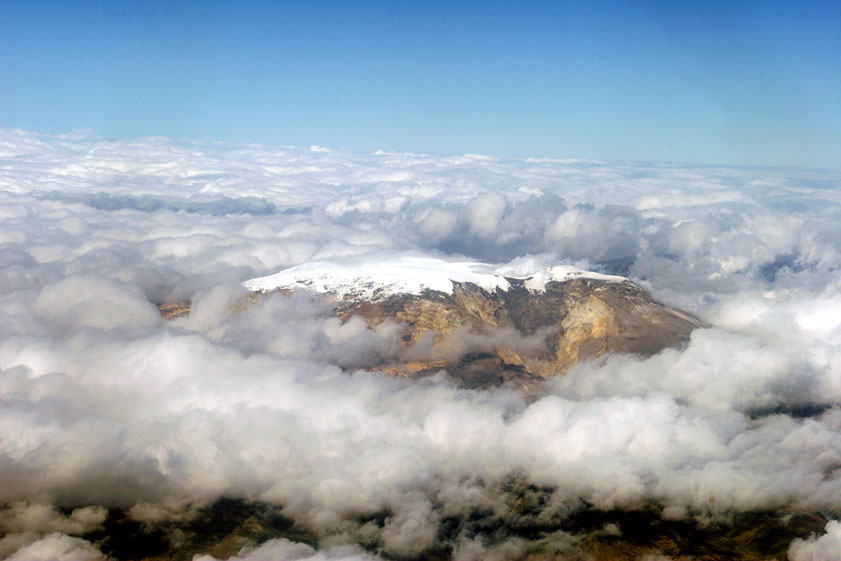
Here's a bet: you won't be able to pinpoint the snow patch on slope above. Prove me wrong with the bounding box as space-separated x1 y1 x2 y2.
242 255 626 300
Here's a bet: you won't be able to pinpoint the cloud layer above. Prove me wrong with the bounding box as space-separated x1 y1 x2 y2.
2 128 841 558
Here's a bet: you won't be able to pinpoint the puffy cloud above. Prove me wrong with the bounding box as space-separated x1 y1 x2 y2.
789 521 841 561
464 193 507 239
33 275 161 331
0 505 107 559
553 327 813 412
6 533 105 561
414 208 459 243
0 504 106 537
2 128 841 557
195 538 383 561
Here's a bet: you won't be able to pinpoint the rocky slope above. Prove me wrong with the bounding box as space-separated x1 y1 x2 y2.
242 256 705 390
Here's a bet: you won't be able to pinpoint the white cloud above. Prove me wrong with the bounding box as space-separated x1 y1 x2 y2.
195 538 382 561
2 128 841 557
33 275 161 331
0 505 107 559
789 520 841 561
6 533 105 561
464 193 507 239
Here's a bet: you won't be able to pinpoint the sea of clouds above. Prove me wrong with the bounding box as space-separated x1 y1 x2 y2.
2 128 841 559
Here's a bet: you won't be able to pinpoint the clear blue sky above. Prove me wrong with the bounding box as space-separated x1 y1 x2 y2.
2 0 839 167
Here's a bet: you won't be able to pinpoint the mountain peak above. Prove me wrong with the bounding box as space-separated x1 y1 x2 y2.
240 255 701 391
242 255 627 302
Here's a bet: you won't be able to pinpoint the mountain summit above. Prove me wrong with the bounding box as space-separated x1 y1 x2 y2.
243 256 704 390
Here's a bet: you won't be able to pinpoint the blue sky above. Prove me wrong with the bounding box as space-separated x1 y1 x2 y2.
2 0 839 167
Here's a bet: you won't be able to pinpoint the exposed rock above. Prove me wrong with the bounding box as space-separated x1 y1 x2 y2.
160 258 705 391
330 276 704 390
157 300 191 320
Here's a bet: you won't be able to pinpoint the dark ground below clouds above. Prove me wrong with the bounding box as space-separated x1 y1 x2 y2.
66 494 834 561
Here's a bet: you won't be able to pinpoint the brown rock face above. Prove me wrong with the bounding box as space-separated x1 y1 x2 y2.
159 277 704 391
332 277 704 390
157 300 191 320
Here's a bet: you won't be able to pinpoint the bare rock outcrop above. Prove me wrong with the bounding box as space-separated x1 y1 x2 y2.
331 276 703 390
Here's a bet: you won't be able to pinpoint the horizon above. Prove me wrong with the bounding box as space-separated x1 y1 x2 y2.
2 1 840 169
5 125 841 174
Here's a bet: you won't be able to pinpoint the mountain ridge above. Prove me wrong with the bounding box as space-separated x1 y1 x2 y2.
166 256 707 391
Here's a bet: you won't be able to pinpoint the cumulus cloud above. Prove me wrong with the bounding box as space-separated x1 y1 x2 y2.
5 533 105 561
464 192 507 239
2 128 841 558
33 275 161 331
789 521 841 561
0 505 107 559
195 538 382 561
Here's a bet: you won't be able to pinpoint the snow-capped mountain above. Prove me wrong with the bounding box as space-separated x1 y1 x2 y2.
242 255 627 301
239 255 703 390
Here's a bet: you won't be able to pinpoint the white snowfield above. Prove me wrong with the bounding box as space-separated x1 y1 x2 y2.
242 255 626 301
